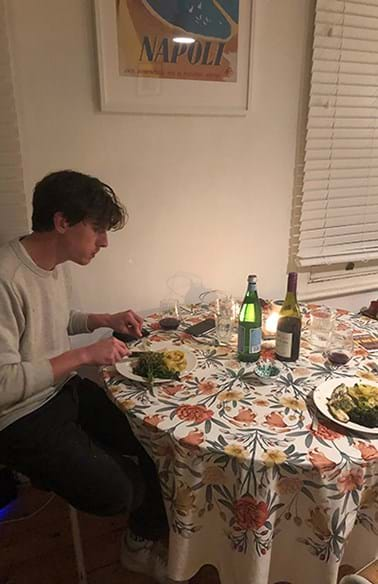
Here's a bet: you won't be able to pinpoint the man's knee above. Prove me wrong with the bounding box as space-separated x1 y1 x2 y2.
59 452 146 516
70 463 144 517
84 486 133 517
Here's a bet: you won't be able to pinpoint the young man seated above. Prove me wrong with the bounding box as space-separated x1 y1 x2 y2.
0 170 169 583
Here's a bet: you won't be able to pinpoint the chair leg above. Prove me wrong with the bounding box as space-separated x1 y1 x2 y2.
68 504 88 584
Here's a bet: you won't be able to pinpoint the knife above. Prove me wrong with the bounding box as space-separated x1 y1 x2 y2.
118 351 150 364
129 351 150 357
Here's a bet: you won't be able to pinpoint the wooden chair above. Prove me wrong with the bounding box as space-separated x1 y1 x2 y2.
339 560 378 584
0 467 87 584
68 503 88 584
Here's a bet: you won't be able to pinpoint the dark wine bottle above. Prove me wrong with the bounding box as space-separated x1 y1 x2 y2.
237 274 262 362
275 272 301 362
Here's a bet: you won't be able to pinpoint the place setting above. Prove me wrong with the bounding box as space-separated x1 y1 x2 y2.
303 308 378 436
114 294 242 386
312 376 378 436
115 341 197 386
113 298 198 386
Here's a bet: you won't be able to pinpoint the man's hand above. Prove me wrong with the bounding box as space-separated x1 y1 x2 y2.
82 337 129 366
50 337 130 383
108 310 144 338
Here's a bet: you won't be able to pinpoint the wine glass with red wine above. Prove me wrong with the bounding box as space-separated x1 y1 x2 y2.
159 298 181 330
326 324 354 365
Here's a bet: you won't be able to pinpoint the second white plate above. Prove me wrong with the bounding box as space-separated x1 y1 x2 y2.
313 376 378 435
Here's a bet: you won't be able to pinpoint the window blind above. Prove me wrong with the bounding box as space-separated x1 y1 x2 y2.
0 0 28 246
297 0 378 267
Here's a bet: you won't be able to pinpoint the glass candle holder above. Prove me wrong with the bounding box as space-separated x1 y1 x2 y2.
262 301 282 340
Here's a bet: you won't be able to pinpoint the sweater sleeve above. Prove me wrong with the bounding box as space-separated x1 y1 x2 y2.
0 280 54 411
67 310 90 335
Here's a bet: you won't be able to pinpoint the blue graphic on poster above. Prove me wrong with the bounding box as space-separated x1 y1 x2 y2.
116 0 240 82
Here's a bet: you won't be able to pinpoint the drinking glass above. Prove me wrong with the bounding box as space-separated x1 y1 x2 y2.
215 313 233 345
232 299 241 332
215 296 235 318
309 307 335 349
326 324 354 365
159 298 181 330
214 296 236 345
199 289 231 311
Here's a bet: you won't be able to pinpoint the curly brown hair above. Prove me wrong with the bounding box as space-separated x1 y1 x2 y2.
32 170 127 232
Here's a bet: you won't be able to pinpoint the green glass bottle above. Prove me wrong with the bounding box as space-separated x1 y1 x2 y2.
237 274 262 362
275 272 302 362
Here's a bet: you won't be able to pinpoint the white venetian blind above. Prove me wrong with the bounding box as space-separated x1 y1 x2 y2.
0 0 28 246
297 0 378 267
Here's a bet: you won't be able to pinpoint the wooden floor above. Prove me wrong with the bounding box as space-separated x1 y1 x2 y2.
0 484 369 584
0 484 220 584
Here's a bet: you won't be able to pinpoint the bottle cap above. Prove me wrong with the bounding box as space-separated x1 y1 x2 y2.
248 274 257 283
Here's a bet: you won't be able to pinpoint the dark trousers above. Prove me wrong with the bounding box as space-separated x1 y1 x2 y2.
0 376 168 540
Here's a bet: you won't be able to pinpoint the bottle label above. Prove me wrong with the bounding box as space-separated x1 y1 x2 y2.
238 325 261 354
249 327 261 353
238 327 245 352
275 330 293 358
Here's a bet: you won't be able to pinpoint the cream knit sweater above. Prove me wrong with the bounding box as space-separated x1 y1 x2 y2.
0 238 90 430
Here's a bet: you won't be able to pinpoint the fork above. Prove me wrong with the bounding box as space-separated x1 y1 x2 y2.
369 361 378 373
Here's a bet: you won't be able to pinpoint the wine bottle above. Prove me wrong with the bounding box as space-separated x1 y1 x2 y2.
237 274 262 362
275 272 301 362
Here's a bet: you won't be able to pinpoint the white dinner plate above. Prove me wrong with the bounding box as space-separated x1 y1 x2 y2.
313 376 378 435
115 342 197 384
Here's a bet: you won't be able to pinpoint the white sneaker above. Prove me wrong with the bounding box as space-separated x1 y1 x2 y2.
120 529 167 584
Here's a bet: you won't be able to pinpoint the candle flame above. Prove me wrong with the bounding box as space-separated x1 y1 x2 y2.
265 311 279 334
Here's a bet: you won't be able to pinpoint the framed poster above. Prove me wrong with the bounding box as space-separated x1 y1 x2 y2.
94 0 253 116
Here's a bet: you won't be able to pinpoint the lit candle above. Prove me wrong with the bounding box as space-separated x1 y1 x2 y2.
265 311 279 335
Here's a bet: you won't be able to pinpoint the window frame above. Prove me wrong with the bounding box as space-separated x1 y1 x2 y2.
289 0 378 300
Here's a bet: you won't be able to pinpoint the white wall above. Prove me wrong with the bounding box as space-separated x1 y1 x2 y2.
322 291 373 313
6 0 373 314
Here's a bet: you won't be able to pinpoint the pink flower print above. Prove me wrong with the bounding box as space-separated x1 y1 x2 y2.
180 430 204 447
265 412 287 428
233 408 256 424
337 468 364 493
309 448 336 474
198 380 218 395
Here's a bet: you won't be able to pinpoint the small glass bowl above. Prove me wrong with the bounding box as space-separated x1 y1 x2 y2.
254 360 281 384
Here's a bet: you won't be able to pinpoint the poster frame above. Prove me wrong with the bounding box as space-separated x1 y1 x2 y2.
94 0 254 116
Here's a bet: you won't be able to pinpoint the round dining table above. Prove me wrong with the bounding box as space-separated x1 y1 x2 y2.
102 302 378 584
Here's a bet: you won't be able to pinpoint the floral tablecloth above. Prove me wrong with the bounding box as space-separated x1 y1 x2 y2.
103 304 378 584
